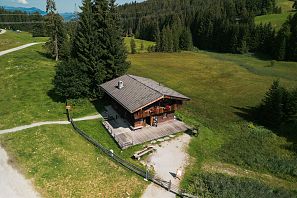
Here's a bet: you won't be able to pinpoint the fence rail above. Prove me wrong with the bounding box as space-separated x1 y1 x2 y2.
67 110 197 198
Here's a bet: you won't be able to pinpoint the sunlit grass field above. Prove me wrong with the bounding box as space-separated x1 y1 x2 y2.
0 124 146 198
0 44 97 130
0 30 297 197
124 37 155 53
0 30 48 51
255 0 295 30
128 51 297 196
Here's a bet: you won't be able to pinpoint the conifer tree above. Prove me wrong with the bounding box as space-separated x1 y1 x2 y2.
54 0 129 99
257 80 284 128
293 0 297 10
105 0 129 80
130 38 137 54
45 0 67 61
179 28 193 51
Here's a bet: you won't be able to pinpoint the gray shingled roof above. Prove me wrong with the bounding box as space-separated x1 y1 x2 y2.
100 75 190 113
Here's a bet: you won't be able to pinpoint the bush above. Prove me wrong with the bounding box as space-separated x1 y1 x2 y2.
53 59 90 99
184 173 295 198
219 127 297 180
253 80 297 128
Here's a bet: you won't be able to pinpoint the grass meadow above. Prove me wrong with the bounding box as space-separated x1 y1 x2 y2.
128 51 297 196
124 37 155 53
0 44 97 130
0 31 297 197
255 0 295 30
0 124 146 198
0 37 148 197
0 30 48 51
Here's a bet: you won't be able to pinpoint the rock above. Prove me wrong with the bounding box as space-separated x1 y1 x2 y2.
169 135 175 138
157 138 165 142
164 137 170 141
151 140 157 144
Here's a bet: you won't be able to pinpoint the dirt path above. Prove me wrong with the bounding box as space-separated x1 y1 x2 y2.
0 114 102 135
0 114 101 197
0 42 44 56
0 147 40 198
142 134 191 198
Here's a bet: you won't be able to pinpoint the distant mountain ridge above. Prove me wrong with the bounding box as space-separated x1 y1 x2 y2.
1 6 76 21
2 6 47 15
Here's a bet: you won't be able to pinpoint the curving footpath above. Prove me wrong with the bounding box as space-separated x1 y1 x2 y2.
0 147 40 198
0 115 101 135
0 42 44 57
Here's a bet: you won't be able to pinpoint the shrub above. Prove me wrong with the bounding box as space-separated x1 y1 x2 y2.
184 173 295 198
219 127 297 180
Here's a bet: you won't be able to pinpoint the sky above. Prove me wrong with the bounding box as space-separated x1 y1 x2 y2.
0 0 144 13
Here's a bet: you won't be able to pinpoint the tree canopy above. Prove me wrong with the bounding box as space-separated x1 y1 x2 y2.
54 0 129 99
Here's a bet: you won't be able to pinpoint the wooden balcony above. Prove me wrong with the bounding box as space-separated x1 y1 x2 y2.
134 104 180 120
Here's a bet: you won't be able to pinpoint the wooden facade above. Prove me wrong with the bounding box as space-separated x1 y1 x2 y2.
100 75 190 130
109 96 184 129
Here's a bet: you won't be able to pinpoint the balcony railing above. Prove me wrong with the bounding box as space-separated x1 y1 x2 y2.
134 104 179 119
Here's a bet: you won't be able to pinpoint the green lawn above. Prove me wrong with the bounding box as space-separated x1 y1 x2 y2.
124 37 155 53
0 124 146 198
128 51 297 196
0 44 97 130
0 30 48 51
277 0 294 12
1 31 297 197
255 0 295 30
0 40 149 197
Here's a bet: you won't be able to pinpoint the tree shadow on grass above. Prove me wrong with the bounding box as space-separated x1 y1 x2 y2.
36 50 52 59
47 89 66 103
232 106 256 122
232 106 297 145
90 97 109 114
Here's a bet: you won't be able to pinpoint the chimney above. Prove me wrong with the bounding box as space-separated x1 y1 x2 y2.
118 81 124 89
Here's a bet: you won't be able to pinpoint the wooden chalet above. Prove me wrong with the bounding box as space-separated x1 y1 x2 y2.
100 75 190 130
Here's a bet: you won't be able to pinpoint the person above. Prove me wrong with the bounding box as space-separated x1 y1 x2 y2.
176 167 182 180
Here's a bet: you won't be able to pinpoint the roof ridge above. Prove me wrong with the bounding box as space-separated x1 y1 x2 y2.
127 74 165 97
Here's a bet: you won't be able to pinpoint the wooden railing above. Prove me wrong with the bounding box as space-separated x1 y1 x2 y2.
134 104 180 120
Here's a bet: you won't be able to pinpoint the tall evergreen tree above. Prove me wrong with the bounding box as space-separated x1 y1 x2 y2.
54 0 129 99
130 38 137 54
45 0 66 61
257 80 284 128
179 28 193 51
105 0 130 80
293 0 297 10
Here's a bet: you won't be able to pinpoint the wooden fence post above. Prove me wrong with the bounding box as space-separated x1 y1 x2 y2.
168 180 171 191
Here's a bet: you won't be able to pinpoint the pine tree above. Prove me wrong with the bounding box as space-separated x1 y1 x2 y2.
257 80 285 128
179 28 193 51
54 0 129 99
105 0 130 80
53 59 90 99
45 0 66 61
274 19 290 60
293 0 297 10
155 25 161 51
130 38 137 54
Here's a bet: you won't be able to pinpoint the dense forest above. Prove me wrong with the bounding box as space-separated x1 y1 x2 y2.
119 0 297 60
0 7 46 36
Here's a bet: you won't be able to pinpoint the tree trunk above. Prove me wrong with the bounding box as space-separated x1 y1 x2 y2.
55 33 59 61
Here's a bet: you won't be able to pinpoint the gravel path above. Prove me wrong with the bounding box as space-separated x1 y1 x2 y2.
0 147 40 198
0 114 101 197
142 134 191 198
0 114 102 135
0 42 44 56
